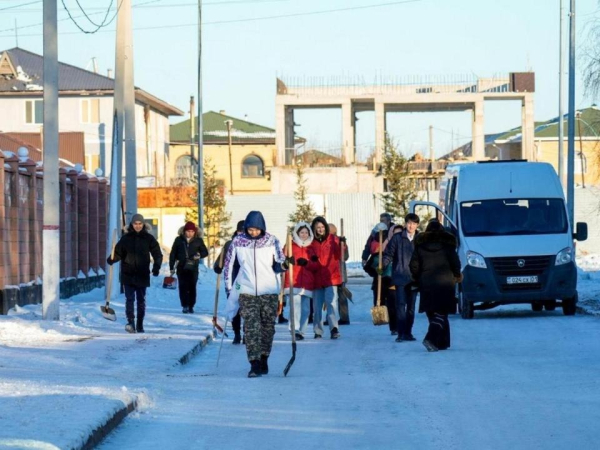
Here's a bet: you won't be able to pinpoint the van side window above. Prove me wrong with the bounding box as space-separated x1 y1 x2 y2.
447 177 457 221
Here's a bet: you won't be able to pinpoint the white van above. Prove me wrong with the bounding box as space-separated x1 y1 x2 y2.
410 161 588 318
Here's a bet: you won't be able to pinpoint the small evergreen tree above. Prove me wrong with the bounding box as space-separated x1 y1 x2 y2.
187 157 231 257
379 137 418 220
289 158 316 226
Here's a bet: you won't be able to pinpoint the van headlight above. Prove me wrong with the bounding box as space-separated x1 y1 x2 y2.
555 247 572 266
467 251 487 269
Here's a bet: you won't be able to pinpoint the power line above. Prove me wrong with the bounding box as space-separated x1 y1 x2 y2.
0 0 40 11
0 0 422 36
60 0 121 34
4 0 290 11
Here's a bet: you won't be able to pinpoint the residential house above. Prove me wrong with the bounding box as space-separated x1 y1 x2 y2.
169 111 300 194
0 48 183 184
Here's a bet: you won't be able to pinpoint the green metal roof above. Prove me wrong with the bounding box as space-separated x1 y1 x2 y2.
496 106 600 142
170 111 278 144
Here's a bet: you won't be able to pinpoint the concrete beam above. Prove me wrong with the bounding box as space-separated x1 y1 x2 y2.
275 103 286 165
472 101 485 160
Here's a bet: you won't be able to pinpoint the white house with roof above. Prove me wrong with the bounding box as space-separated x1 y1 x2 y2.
0 48 183 184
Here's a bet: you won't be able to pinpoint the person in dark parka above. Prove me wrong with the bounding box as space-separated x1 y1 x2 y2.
409 220 462 352
214 220 244 344
107 214 163 333
169 221 209 314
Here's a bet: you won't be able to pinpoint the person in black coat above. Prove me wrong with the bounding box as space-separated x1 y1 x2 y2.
169 221 209 314
382 213 420 342
409 220 462 352
214 220 244 344
107 214 163 333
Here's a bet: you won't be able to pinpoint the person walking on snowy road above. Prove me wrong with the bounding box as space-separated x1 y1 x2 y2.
107 214 163 333
310 216 342 340
329 223 350 325
382 213 420 342
284 222 319 340
169 221 209 314
409 220 462 352
214 220 244 344
361 212 394 267
224 211 290 378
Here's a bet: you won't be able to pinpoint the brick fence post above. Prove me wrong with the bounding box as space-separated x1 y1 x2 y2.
88 174 99 287
97 172 108 273
66 168 80 282
0 151 6 288
18 150 36 305
77 171 90 291
5 154 19 288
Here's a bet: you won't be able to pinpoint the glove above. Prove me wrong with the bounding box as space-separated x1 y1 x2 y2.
285 256 296 266
214 266 223 275
455 273 464 283
152 269 160 277
106 257 114 266
296 258 308 267
310 255 319 262
376 267 384 276
339 236 347 243
170 269 176 276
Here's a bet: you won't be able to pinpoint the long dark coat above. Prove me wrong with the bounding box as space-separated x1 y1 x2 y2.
409 231 461 314
109 224 163 287
382 229 418 287
169 228 209 274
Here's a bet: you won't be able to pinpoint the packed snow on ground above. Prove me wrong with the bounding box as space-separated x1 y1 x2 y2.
0 264 219 449
0 257 598 450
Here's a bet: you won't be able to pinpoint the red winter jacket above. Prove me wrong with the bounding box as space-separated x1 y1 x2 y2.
283 241 319 292
310 217 343 288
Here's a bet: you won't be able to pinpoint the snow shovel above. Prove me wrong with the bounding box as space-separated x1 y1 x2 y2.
284 233 297 377
371 230 389 326
212 249 227 335
101 229 118 321
216 319 228 368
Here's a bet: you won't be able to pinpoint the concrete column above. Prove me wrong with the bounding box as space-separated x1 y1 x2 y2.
374 101 386 169
521 95 535 160
472 101 485 160
275 102 286 165
284 107 295 165
341 101 355 165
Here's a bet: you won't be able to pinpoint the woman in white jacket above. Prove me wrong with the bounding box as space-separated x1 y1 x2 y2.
224 211 289 378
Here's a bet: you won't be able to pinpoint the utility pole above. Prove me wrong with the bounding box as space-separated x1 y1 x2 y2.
566 0 575 226
428 125 434 162
558 0 566 187
190 95 195 165
122 0 137 224
107 0 128 299
197 0 205 231
225 120 234 194
14 19 18 47
42 0 60 320
576 112 586 188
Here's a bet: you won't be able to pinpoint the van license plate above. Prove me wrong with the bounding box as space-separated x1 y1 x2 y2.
506 276 538 284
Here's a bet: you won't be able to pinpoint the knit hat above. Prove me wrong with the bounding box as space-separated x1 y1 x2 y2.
236 220 245 232
131 213 144 224
184 221 197 232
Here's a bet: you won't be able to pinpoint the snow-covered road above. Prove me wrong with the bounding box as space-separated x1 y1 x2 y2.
99 282 600 450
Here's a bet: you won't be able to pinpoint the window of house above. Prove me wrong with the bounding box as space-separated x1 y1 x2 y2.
25 99 43 124
242 155 264 178
81 98 100 123
175 155 198 181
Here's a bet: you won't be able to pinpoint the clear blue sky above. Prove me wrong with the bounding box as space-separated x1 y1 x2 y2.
0 0 598 160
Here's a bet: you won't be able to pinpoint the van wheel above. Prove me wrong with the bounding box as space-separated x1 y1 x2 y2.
562 293 577 316
531 302 543 312
544 300 557 311
459 287 474 319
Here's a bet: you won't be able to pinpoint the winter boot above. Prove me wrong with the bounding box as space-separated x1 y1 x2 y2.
248 360 262 378
188 307 194 314
136 319 145 333
232 334 242 345
314 333 322 339
182 307 189 314
260 355 269 375
278 313 288 324
125 320 136 334
422 339 439 352
294 332 304 341
330 327 340 340
404 334 417 341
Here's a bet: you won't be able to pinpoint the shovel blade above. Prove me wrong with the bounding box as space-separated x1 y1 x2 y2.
100 305 117 321
283 342 297 377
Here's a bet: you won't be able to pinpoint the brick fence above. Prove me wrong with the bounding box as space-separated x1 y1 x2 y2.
0 150 109 314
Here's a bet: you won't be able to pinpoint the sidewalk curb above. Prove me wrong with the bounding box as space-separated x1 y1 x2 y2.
177 331 216 366
78 397 138 450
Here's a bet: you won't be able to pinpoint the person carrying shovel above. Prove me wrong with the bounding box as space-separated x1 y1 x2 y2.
107 214 163 333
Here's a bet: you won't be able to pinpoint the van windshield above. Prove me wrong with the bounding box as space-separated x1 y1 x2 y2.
460 199 568 237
